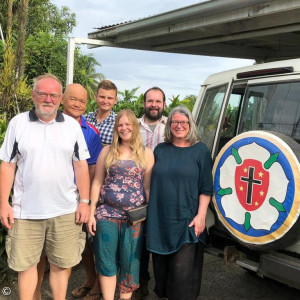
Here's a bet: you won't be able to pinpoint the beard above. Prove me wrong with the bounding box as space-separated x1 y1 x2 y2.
145 107 164 121
35 105 57 121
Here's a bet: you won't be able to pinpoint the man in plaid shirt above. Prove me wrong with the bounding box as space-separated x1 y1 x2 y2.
85 80 118 146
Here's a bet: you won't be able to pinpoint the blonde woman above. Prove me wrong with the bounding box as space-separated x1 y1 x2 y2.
88 109 154 300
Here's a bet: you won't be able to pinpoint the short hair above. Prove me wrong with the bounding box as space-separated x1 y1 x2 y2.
33 73 62 92
164 106 200 145
96 80 117 95
143 87 166 102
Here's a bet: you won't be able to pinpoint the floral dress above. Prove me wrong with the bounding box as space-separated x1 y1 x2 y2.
95 160 146 221
93 159 146 293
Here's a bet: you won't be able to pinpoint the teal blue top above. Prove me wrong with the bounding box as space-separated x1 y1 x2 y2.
146 142 213 255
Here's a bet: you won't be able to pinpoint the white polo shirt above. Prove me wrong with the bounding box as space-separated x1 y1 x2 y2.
0 110 90 219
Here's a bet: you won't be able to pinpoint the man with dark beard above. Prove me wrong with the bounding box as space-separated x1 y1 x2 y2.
135 87 167 299
139 87 167 151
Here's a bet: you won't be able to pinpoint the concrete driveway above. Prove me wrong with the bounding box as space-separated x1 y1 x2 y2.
1 253 299 300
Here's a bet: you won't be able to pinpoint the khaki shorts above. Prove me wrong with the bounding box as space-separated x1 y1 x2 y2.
5 213 86 272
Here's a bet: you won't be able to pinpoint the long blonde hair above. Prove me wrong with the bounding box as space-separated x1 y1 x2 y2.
105 109 146 173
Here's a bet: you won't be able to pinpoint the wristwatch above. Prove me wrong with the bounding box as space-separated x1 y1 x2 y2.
79 199 91 205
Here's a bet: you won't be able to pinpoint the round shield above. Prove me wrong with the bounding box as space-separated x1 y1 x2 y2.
213 131 300 250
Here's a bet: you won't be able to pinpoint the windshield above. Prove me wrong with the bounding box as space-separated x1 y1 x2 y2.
240 81 300 142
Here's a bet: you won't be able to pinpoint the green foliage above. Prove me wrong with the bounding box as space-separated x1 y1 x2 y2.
0 31 32 121
28 3 76 37
25 32 68 85
182 94 197 111
25 32 103 89
165 94 196 115
86 98 98 113
114 88 145 118
0 115 7 148
0 0 102 95
221 103 239 137
74 53 105 101
0 0 76 40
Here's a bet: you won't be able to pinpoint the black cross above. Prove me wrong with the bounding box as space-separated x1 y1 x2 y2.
241 167 262 205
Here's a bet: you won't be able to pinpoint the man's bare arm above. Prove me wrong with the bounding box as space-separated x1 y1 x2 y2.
0 161 16 229
74 160 90 224
88 164 96 184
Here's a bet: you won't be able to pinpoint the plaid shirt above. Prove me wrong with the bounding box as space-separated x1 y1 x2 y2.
85 110 116 145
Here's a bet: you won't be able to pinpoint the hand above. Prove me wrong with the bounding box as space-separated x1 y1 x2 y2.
0 203 14 229
75 203 90 224
189 213 206 237
87 215 96 236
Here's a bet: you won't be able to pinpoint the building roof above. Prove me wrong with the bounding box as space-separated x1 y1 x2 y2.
88 0 300 62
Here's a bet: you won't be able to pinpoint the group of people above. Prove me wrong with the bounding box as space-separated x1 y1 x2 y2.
0 73 213 300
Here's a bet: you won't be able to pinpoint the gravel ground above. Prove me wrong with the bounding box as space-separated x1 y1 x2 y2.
1 253 299 300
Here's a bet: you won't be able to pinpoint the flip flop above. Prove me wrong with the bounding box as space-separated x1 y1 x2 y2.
71 286 92 298
83 291 102 300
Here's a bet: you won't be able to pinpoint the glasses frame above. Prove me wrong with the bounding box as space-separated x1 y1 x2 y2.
170 120 190 126
34 91 61 100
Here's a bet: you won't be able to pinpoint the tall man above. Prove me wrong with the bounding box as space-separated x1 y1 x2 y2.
85 79 118 146
0 74 90 300
136 87 167 299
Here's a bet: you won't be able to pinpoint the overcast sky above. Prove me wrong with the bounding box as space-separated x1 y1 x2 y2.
51 0 254 101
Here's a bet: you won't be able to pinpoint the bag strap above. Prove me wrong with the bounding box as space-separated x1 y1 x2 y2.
101 198 147 212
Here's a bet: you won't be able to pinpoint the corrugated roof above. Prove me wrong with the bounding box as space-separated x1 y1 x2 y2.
88 0 300 62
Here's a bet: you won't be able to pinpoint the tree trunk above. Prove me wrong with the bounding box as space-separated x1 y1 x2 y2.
7 0 13 35
16 0 29 79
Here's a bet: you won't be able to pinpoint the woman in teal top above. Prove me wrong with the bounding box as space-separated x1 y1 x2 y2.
147 106 213 300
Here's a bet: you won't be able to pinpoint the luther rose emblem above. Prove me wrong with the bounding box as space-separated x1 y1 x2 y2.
213 131 300 248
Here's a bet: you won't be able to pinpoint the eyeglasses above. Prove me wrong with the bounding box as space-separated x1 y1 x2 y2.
170 120 189 126
34 91 61 100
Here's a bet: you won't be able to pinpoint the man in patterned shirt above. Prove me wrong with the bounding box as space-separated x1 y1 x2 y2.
139 86 167 151
85 80 118 146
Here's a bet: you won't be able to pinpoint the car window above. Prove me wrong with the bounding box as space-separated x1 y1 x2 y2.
196 84 228 150
240 81 300 142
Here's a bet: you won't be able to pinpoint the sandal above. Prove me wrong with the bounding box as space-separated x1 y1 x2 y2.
83 291 102 300
71 286 92 298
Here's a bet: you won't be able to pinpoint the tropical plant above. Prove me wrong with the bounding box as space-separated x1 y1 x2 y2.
0 115 7 145
0 0 103 95
0 28 31 121
114 87 145 118
165 94 197 115
0 0 76 40
74 53 105 101
24 32 69 85
182 94 197 111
